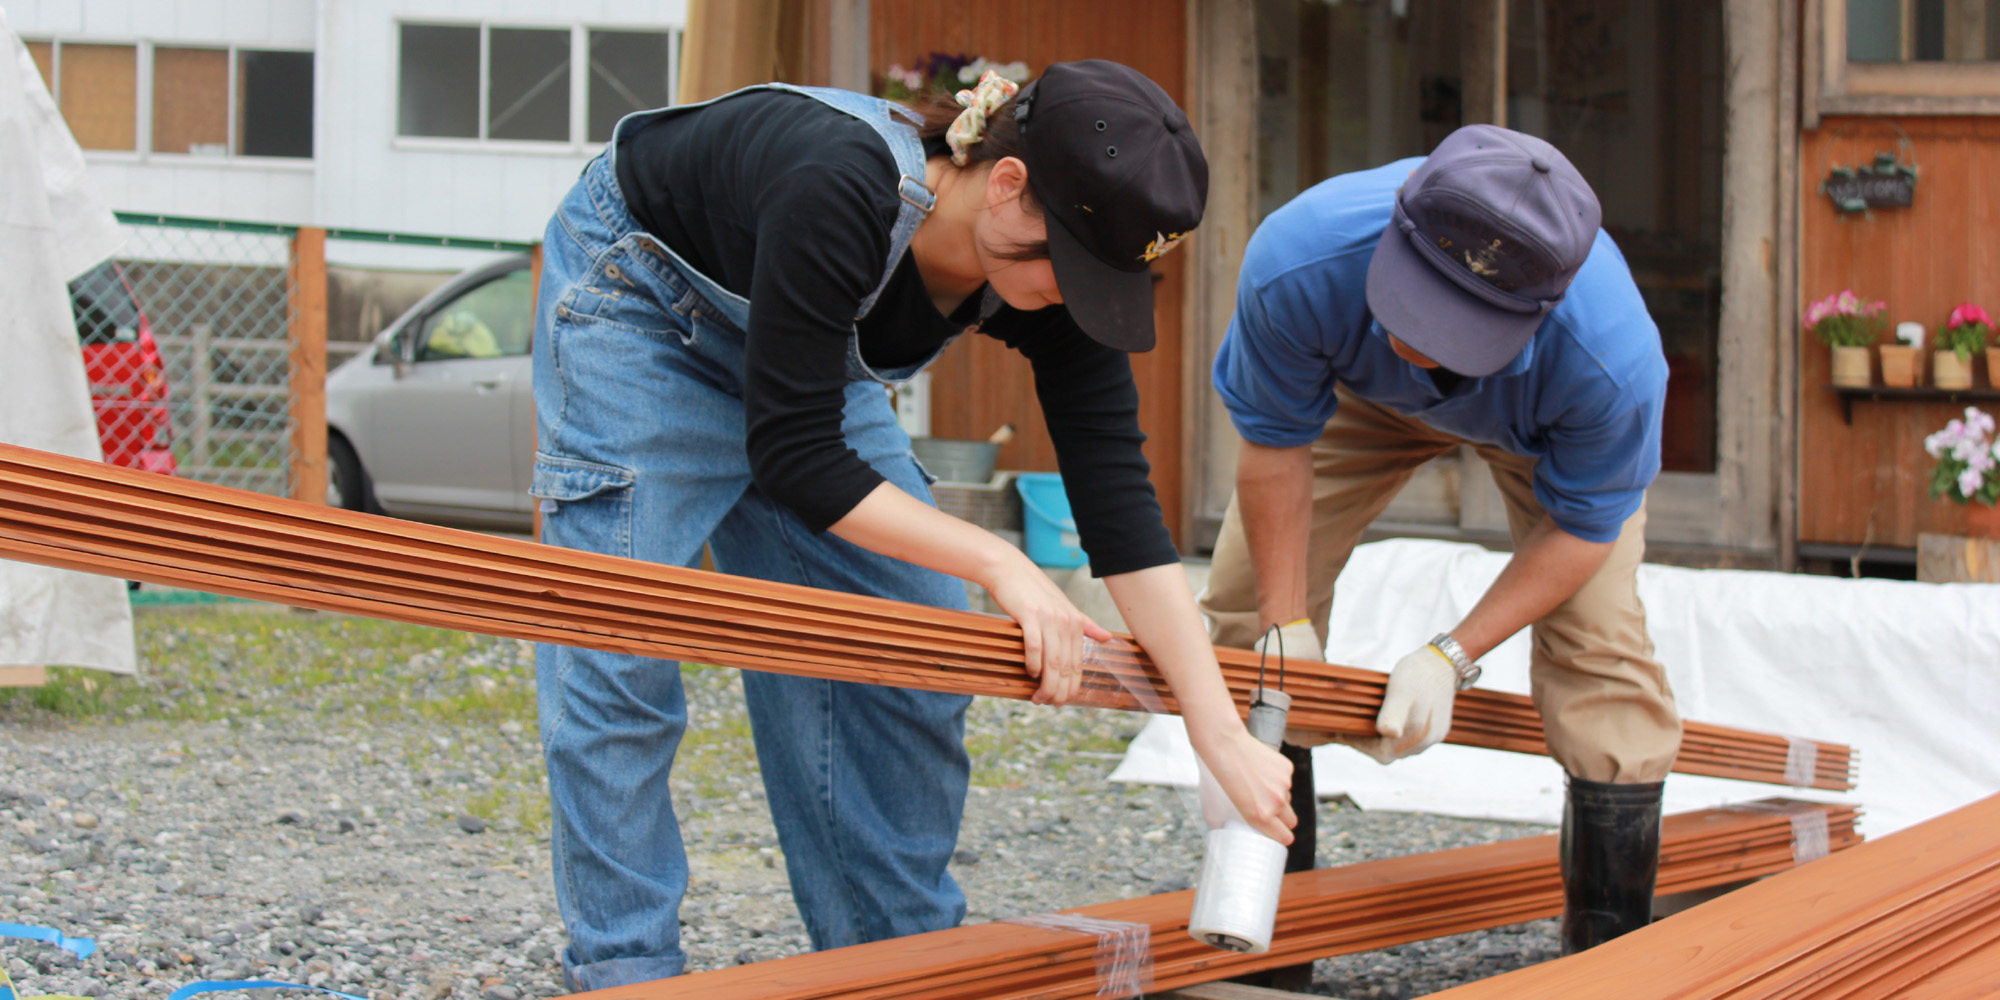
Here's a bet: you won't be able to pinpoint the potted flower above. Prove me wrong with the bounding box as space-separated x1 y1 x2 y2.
879 53 1031 100
1938 302 1994 390
1805 289 1885 388
1924 407 2000 543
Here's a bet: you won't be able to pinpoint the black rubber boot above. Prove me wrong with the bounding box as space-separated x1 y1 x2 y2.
1231 741 1317 991
1560 775 1666 955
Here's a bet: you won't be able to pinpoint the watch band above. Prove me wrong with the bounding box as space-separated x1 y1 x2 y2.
1429 632 1482 690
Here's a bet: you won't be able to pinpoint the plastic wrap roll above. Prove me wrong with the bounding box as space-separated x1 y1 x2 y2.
1186 819 1288 953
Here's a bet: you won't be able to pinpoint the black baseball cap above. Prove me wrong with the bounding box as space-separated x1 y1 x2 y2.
1365 125 1601 377
1015 60 1207 352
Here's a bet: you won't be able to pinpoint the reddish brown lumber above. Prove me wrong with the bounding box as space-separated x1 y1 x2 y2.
1418 792 2000 999
552 802 1856 1000
0 442 1856 789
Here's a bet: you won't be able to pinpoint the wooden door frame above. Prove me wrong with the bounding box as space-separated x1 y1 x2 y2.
1184 0 1789 564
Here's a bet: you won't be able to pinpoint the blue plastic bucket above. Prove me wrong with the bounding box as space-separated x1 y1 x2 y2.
1014 472 1086 568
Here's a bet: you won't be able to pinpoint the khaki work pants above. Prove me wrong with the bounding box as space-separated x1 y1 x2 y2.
1200 389 1682 783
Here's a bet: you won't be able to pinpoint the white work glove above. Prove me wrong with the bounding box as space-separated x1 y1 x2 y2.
1251 620 1335 748
1335 644 1460 764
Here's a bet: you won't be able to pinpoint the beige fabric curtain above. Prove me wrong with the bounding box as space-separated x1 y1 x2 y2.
678 0 813 104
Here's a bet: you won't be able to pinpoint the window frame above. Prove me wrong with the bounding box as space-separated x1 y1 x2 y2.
27 37 317 163
1809 0 2000 119
391 20 680 153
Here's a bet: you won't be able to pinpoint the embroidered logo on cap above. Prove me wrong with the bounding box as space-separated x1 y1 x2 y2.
1140 231 1187 262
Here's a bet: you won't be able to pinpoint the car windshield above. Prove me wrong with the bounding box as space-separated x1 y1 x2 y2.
71 261 141 346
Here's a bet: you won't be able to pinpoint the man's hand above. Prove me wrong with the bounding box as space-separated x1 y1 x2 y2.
1252 619 1322 669
1337 644 1459 764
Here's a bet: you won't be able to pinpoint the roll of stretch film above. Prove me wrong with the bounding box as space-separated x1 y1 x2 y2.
1186 819 1289 953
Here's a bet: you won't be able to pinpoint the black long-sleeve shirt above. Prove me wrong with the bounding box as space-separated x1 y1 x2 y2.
615 89 1176 575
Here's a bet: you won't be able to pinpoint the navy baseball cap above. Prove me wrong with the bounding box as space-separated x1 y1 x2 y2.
1365 125 1601 377
1015 60 1207 353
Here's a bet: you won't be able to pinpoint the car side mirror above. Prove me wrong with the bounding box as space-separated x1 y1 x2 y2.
376 330 414 377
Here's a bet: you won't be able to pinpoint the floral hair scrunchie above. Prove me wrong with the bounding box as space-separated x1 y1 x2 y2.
946 69 1021 166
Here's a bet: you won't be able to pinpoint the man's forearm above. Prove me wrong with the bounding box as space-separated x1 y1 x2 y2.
1451 514 1612 661
1235 441 1316 629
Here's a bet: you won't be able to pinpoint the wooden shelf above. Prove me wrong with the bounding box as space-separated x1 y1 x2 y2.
1828 384 2000 425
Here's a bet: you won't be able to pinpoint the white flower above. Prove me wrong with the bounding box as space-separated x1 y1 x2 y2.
997 61 1031 83
958 58 990 84
1964 406 1996 438
1959 466 1985 498
1954 438 1988 463
1926 431 1949 458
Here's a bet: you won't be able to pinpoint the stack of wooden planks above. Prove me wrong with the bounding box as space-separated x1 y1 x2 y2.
1419 791 2000 999
0 441 1854 789
552 801 1859 1000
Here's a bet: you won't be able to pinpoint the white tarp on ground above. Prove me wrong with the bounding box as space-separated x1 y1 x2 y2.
1111 538 2000 838
0 4 137 674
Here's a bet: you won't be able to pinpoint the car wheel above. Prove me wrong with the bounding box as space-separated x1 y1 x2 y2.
328 435 381 514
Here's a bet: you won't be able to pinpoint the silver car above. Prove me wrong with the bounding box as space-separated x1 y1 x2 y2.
325 255 537 533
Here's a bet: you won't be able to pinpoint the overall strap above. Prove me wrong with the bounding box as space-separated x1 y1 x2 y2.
768 85 937 320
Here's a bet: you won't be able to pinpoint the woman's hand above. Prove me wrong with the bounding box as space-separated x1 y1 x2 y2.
1193 724 1297 844
984 557 1114 705
828 484 1111 706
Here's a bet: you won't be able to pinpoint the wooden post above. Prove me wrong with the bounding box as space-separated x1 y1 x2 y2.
190 322 214 474
530 242 544 544
289 227 329 505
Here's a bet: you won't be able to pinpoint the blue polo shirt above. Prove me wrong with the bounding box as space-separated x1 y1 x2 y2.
1213 157 1667 544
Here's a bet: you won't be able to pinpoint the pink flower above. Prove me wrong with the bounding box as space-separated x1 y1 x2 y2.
1949 302 1993 329
1835 290 1862 315
1803 297 1834 330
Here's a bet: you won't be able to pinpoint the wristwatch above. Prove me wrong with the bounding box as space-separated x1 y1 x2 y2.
1428 633 1482 690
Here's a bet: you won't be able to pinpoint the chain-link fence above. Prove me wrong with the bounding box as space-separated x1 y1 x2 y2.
89 216 295 494
69 214 532 501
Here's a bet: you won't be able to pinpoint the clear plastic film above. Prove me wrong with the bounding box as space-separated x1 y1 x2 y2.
1081 636 1292 954
1002 913 1153 998
1724 801 1833 864
1784 736 1821 788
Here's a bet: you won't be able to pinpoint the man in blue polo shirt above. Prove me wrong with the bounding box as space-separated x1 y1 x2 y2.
1202 124 1681 955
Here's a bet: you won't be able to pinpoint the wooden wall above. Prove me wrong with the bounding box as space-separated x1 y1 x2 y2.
1799 116 2000 547
870 1 1190 547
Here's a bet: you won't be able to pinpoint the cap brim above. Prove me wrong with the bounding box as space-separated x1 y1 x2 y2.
1364 221 1539 377
1047 213 1155 353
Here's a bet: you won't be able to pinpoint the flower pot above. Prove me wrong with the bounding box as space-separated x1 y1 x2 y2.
1935 350 1975 390
1988 346 2000 388
1971 499 2000 540
1829 345 1871 387
1879 344 1921 388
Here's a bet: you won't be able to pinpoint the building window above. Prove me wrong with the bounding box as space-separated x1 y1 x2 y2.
238 50 315 157
60 43 138 151
153 47 229 155
1847 0 2000 62
588 30 676 143
29 39 312 158
398 22 678 145
1815 0 2000 114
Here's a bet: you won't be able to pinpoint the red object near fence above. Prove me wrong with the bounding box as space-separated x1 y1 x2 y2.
69 260 177 476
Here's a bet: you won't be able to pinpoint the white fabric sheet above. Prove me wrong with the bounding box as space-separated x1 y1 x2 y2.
0 4 137 674
1111 538 2000 838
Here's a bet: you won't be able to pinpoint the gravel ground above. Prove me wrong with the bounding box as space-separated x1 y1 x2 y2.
0 602 1559 1000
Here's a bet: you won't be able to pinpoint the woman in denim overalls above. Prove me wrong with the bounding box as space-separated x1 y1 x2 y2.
530 61 1295 989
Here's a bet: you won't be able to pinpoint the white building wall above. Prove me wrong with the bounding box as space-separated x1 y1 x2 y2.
319 0 685 258
13 0 685 265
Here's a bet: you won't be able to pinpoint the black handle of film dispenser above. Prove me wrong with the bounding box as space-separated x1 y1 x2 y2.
1247 687 1291 751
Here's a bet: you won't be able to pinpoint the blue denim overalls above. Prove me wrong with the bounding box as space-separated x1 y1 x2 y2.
528 85 972 991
